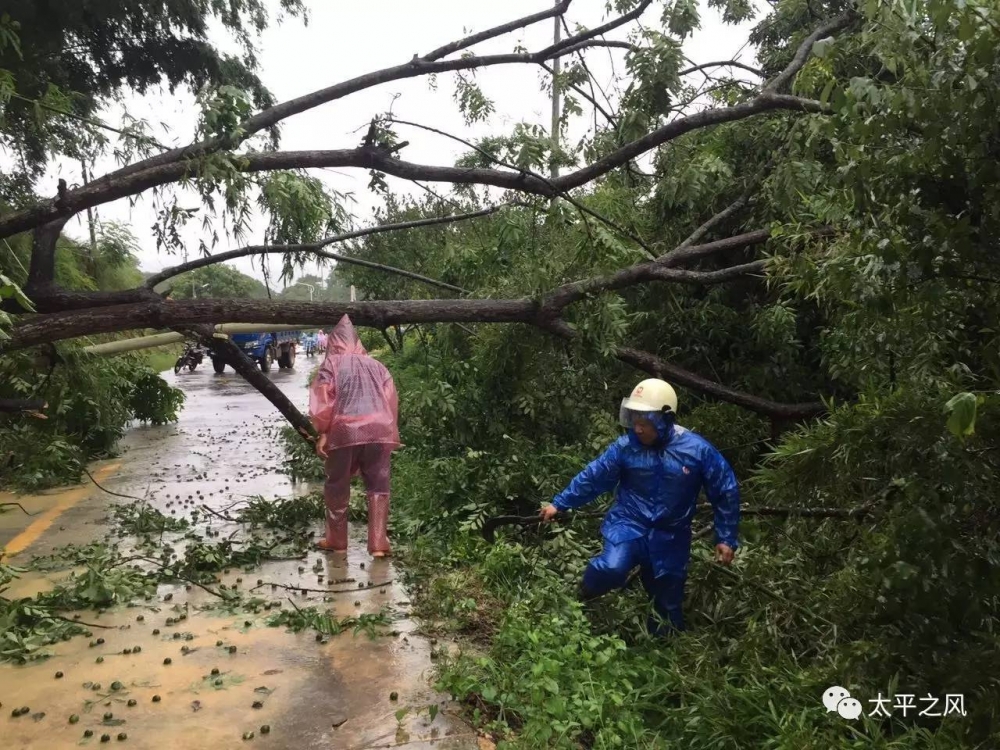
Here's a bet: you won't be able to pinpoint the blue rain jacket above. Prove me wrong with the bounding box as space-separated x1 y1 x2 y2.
552 423 740 560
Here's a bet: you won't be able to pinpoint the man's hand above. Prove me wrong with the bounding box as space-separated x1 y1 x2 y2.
539 504 559 523
316 434 329 458
715 543 735 566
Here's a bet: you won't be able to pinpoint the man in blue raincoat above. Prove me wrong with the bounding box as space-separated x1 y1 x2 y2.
540 378 740 635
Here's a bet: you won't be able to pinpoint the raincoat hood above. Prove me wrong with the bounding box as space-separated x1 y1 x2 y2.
309 314 400 451
627 411 675 450
326 315 367 356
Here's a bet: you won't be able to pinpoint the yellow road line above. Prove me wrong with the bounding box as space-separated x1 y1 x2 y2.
4 462 121 557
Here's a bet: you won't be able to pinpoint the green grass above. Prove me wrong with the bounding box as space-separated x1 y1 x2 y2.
141 344 183 373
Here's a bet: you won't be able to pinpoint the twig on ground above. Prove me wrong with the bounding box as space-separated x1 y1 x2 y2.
250 580 393 595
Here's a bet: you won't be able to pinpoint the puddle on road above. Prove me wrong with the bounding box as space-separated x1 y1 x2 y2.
1 367 478 750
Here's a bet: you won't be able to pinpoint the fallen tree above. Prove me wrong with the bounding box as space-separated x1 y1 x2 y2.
0 2 859 436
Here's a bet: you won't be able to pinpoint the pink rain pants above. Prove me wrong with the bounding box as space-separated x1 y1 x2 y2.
323 444 392 553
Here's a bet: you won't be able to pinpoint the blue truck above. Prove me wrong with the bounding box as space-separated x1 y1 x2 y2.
213 330 301 373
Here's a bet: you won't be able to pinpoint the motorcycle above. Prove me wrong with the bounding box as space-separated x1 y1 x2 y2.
301 333 318 357
174 342 206 374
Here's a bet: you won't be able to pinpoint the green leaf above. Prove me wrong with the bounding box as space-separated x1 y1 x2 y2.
665 0 700 38
812 36 834 59
945 392 977 438
958 14 977 42
0 273 34 310
819 79 836 105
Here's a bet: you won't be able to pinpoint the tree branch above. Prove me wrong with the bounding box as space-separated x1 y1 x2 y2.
7 91 170 151
659 260 767 283
4 226 834 353
144 204 507 291
3 258 765 350
562 16 620 125
665 227 836 268
0 398 46 415
538 318 824 419
557 94 821 195
764 12 856 94
543 243 769 312
538 4 652 61
0 13 853 240
388 117 656 258
539 60 618 126
665 140 820 259
4 299 540 351
2 286 161 314
423 0 573 61
4 293 824 420
2 221 831 422
669 161 777 255
679 60 765 78
660 228 773 266
737 504 872 518
551 39 636 57
85 1 649 189
182 325 316 443
674 193 754 253
316 249 469 295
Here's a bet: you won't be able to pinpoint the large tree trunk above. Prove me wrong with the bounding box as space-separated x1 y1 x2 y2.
7 298 538 351
24 217 70 293
6 294 827 420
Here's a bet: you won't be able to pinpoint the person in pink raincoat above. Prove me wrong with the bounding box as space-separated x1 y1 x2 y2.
309 315 400 557
316 329 328 352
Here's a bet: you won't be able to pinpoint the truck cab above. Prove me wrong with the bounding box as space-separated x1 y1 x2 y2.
213 330 301 373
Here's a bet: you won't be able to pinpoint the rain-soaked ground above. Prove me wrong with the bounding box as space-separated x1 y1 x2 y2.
0 359 484 750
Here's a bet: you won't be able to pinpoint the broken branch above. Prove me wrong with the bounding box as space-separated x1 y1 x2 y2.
0 13 854 241
144 205 506 292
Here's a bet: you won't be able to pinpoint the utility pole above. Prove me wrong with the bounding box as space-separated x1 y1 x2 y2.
80 160 98 275
550 2 561 181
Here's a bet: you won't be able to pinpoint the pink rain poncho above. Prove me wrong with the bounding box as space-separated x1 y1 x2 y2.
309 315 399 555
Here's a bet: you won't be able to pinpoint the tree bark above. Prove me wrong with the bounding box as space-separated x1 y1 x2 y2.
6 298 539 351
2 286 162 314
0 398 46 414
25 217 70 290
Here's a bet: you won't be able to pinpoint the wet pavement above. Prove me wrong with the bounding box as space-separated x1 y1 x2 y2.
0 360 481 750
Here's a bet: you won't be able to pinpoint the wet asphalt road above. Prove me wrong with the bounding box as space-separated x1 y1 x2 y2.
0 359 479 750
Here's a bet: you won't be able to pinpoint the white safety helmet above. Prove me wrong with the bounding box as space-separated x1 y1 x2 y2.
619 378 678 428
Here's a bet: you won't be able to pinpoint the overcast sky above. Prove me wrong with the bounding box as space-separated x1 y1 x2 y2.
41 0 764 290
